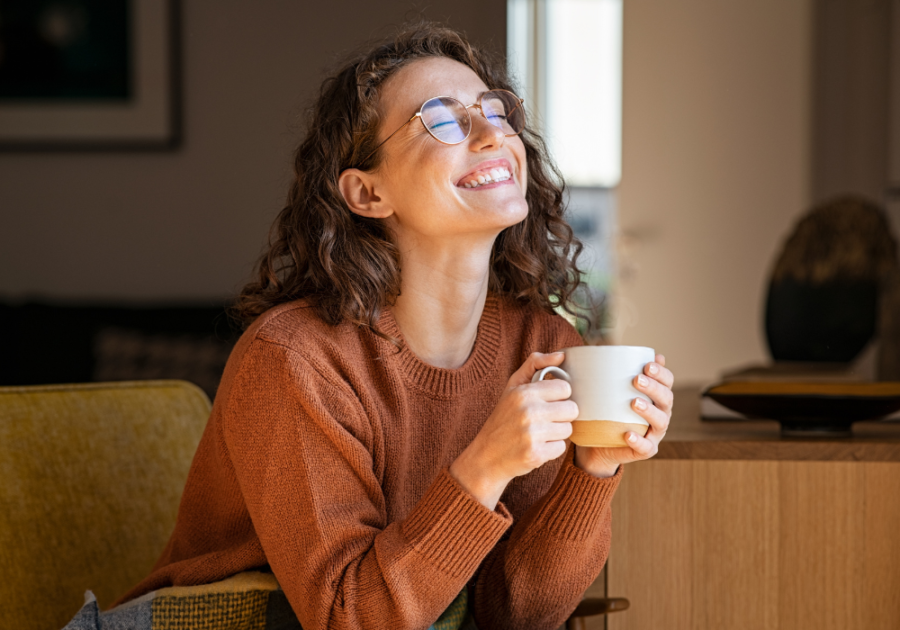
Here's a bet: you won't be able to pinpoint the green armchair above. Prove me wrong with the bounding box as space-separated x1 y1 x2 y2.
0 380 210 630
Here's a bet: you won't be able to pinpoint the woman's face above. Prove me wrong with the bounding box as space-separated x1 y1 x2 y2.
371 57 529 243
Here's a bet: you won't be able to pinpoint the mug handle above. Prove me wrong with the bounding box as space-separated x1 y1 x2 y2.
531 366 571 383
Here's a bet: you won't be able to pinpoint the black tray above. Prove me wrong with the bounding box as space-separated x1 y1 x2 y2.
703 382 900 436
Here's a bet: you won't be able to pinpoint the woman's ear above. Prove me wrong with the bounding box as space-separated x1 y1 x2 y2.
338 169 393 219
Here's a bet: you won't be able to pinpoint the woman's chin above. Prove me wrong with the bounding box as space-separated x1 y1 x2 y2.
479 198 529 231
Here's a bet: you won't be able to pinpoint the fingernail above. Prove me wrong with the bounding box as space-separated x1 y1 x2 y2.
634 397 647 410
637 375 649 387
649 363 659 375
628 433 637 442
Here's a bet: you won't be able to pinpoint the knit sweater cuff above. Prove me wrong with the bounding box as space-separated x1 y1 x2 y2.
536 449 623 542
402 469 512 578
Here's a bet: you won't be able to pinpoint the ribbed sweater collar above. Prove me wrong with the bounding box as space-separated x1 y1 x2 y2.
377 295 503 399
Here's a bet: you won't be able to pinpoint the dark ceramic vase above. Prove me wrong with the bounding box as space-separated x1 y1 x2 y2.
764 278 878 363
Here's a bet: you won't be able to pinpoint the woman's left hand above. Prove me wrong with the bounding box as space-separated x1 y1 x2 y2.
574 354 675 478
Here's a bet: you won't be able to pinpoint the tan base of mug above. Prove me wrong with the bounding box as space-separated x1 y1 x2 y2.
570 420 650 448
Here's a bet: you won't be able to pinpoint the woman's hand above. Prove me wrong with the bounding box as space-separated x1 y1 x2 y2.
574 354 675 478
449 352 578 509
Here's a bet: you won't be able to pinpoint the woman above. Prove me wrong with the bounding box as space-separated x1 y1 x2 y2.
118 24 674 630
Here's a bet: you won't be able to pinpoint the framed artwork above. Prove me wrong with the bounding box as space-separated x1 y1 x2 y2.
0 0 180 150
891 3 900 193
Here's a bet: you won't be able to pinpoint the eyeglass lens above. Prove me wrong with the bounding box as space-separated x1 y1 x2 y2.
420 97 471 143
420 91 525 144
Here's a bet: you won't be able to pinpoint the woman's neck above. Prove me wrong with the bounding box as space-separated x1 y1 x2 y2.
390 234 494 369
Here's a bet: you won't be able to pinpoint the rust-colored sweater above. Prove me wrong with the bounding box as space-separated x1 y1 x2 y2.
119 295 623 630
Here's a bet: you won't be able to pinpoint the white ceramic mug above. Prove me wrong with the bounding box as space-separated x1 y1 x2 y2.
531 345 656 448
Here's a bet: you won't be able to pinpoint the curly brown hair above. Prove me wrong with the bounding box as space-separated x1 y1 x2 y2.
235 22 585 334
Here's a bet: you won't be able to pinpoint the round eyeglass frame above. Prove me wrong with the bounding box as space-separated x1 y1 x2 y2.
358 89 526 166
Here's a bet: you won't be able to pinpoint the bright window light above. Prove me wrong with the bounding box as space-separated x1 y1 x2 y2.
508 0 623 337
507 0 622 187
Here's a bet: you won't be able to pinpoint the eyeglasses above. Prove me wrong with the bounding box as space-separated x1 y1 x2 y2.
359 89 526 166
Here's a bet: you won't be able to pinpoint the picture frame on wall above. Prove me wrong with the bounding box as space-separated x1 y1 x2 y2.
888 1 900 251
0 0 180 150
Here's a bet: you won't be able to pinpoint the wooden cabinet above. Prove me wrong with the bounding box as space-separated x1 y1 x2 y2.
604 388 900 630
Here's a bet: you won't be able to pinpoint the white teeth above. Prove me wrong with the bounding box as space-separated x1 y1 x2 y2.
461 167 512 188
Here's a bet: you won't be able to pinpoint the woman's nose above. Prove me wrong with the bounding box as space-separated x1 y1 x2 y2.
467 109 506 150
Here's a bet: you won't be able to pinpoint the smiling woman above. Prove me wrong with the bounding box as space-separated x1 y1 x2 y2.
234 29 584 348
97 22 675 630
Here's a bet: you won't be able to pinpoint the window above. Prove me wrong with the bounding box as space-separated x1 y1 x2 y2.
508 0 622 338
508 0 622 187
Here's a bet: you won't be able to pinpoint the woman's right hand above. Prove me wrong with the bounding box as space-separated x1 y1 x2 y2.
448 352 578 510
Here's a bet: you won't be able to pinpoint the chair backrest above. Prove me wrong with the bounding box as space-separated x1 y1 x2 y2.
0 380 211 630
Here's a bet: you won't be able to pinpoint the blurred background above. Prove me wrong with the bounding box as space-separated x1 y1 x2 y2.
1 0 898 396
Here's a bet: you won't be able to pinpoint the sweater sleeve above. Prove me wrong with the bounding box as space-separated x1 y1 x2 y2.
470 446 623 630
221 338 511 630
466 313 622 630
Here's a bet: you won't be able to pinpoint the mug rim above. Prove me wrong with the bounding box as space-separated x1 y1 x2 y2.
558 345 655 354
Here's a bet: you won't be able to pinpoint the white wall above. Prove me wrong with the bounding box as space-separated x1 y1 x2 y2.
0 0 505 302
615 0 813 384
813 0 891 204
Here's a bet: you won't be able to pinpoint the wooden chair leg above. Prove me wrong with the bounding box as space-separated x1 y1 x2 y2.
565 597 630 629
